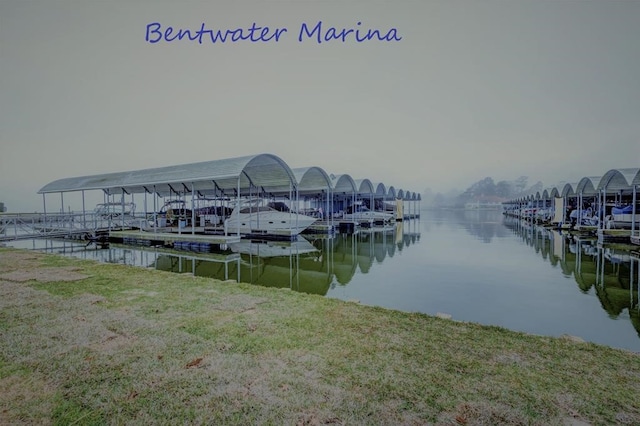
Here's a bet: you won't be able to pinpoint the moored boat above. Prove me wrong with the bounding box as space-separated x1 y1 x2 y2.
224 202 317 237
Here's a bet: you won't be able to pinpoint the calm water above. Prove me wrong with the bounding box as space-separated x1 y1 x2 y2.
5 209 640 352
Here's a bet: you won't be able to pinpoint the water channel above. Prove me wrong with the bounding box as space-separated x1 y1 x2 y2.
4 209 639 352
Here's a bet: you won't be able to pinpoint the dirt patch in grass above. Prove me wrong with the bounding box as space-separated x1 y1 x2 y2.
0 373 55 426
0 250 41 272
437 402 530 425
0 267 89 283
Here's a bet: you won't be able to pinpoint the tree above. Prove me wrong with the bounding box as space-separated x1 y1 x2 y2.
495 180 513 198
514 176 528 194
526 181 543 194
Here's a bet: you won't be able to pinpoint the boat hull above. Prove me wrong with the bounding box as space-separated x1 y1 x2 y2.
224 211 317 236
342 211 394 223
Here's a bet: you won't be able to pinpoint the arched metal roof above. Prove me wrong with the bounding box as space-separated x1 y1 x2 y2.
575 176 601 196
374 183 386 197
353 179 375 195
291 167 332 194
560 182 578 197
542 187 560 199
598 168 640 191
541 189 551 200
38 153 297 197
387 186 396 199
631 169 640 187
396 189 405 199
330 174 357 194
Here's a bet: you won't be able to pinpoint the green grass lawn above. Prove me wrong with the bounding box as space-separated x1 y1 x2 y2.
1 248 639 425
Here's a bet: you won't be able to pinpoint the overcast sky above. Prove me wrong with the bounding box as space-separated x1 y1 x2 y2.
1 0 639 212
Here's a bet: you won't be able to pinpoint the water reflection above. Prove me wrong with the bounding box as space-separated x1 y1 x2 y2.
149 222 421 294
6 214 640 350
10 220 422 297
428 208 510 242
503 217 640 337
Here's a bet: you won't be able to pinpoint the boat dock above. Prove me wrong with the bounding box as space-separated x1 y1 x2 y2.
0 212 119 242
502 167 638 247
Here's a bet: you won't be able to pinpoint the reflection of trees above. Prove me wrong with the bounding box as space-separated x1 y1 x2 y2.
445 209 510 243
503 217 640 337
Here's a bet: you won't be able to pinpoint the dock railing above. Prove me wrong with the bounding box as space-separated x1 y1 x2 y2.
0 212 144 241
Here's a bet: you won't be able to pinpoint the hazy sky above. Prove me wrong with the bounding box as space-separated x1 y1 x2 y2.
1 0 639 212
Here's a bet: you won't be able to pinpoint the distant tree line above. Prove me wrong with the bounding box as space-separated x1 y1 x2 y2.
423 176 544 208
0 202 5 213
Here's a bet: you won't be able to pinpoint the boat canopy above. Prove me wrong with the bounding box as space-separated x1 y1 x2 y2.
387 186 397 199
330 174 357 194
38 152 420 207
291 167 332 195
560 182 578 198
353 179 375 195
598 168 640 192
542 188 560 200
503 167 640 205
38 154 298 197
374 183 386 197
576 176 601 196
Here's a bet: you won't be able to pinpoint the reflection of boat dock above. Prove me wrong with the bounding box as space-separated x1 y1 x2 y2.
112 243 241 264
302 220 336 235
597 229 633 244
110 230 240 247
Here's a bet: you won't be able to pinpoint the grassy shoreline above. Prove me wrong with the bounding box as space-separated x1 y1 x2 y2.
1 247 639 425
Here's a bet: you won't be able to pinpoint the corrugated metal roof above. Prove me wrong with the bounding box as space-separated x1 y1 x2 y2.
598 168 640 191
37 154 422 203
292 167 332 193
575 176 601 196
387 186 396 199
542 187 560 199
38 154 296 196
353 179 374 195
506 167 639 203
560 182 578 197
330 174 357 193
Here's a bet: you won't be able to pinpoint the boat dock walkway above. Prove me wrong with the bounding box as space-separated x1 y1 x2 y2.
0 212 143 242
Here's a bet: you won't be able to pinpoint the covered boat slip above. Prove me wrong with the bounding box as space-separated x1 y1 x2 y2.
35 153 421 243
502 167 640 245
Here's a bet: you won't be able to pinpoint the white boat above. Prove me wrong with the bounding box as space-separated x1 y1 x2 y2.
224 203 317 236
342 205 394 223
